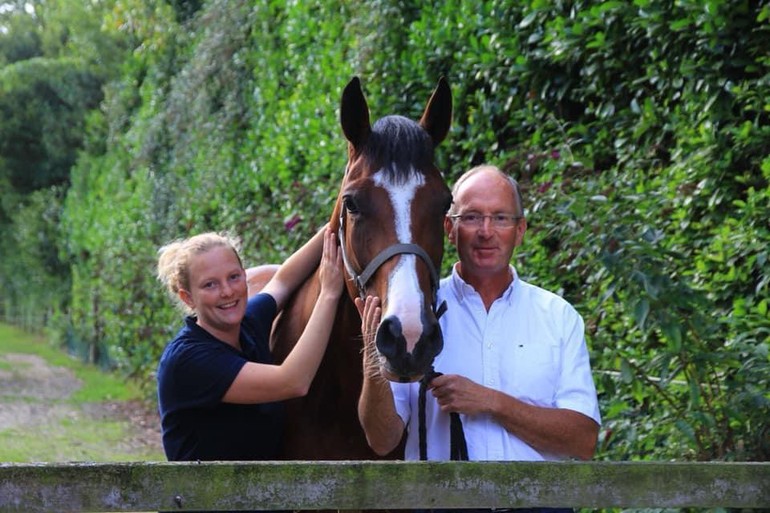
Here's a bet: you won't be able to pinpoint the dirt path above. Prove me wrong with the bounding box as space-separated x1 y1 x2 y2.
0 351 164 462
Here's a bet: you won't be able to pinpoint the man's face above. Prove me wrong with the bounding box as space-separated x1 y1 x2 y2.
444 171 526 280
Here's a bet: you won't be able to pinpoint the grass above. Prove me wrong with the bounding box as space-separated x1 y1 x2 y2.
0 420 146 462
0 322 165 462
0 323 140 402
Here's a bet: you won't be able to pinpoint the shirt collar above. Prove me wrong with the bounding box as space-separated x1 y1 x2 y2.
448 263 518 305
183 315 243 350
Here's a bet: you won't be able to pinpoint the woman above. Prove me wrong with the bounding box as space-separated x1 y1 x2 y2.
156 226 342 462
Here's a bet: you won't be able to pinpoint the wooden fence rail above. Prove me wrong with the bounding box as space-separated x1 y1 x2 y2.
1 461 768 512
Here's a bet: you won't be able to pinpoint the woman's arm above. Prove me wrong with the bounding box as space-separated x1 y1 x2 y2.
223 229 344 403
261 225 327 310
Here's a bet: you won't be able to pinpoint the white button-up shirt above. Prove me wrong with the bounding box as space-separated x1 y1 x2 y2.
391 264 601 461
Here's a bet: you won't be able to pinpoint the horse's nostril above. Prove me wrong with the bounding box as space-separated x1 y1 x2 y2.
412 317 443 365
376 317 404 359
387 318 403 338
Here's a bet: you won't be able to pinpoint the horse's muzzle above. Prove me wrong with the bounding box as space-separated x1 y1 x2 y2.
375 315 443 382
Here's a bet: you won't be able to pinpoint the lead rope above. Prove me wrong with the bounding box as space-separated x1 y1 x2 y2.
418 366 468 461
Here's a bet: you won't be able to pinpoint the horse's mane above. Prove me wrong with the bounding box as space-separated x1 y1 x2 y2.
364 115 435 184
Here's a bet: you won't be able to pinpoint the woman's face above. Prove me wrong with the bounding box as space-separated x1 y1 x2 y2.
181 245 248 340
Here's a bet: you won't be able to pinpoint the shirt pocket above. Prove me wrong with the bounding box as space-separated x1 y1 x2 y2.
501 341 559 407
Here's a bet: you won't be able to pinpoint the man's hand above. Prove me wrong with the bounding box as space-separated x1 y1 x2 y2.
428 374 496 415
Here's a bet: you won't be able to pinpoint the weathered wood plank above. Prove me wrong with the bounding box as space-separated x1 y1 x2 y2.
0 461 768 512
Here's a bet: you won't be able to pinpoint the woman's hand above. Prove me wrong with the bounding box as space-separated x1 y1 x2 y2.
318 229 344 300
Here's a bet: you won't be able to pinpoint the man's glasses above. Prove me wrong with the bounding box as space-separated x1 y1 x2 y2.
449 213 523 228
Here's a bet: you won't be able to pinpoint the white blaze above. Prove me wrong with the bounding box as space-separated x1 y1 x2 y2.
372 169 425 351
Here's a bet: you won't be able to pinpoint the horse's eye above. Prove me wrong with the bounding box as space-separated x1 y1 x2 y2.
443 197 453 214
343 196 359 214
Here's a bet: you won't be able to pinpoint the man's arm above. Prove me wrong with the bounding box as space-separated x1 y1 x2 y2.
355 296 405 456
429 374 599 460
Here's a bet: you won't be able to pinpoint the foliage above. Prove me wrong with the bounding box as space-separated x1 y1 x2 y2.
0 7 42 65
0 0 768 465
0 186 69 333
0 0 127 339
0 57 102 193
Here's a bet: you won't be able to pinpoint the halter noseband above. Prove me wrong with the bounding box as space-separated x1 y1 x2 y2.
338 204 447 319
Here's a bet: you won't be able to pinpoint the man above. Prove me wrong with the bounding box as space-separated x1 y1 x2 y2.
356 164 601 465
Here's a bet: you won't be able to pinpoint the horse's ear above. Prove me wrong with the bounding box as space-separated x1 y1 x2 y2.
419 76 452 146
340 77 372 150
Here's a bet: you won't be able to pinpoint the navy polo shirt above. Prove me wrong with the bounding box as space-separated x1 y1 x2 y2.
157 293 285 461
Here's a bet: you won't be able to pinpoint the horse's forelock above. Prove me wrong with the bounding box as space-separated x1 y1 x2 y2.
365 115 434 183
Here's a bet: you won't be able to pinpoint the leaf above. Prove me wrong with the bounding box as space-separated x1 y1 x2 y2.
620 359 634 383
605 400 630 418
661 321 683 352
633 298 650 329
518 12 539 29
674 419 697 445
670 18 693 31
597 1 625 13
756 299 768 317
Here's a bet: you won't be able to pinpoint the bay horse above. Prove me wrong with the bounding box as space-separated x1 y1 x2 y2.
248 77 452 459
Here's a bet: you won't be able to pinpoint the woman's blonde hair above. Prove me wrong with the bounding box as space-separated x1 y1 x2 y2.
157 232 243 314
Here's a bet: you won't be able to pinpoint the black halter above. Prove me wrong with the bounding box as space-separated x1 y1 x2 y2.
337 204 447 319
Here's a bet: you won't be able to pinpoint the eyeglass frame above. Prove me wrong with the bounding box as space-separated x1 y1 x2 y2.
448 212 524 228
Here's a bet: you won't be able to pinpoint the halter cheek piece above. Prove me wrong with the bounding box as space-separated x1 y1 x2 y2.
337 204 447 320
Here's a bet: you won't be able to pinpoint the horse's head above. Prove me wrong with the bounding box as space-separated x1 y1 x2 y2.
331 77 452 383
